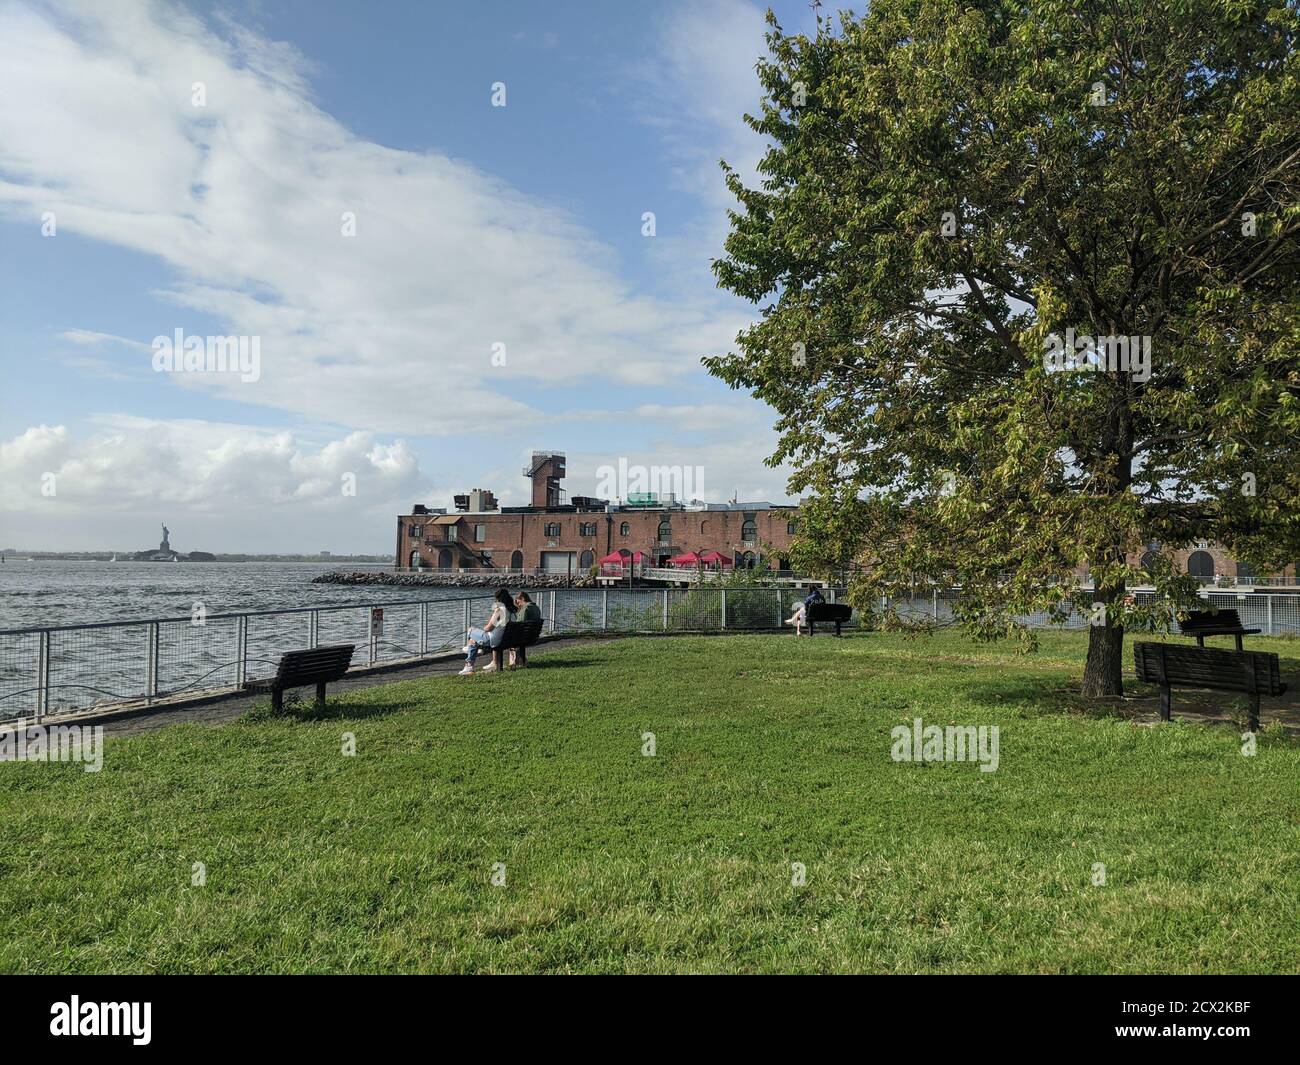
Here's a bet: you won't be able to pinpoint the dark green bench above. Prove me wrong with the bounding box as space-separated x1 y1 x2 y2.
807 602 853 636
1177 608 1260 651
1134 641 1286 731
246 644 356 710
491 620 544 669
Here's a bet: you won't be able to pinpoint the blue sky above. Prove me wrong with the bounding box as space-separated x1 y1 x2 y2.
0 0 821 552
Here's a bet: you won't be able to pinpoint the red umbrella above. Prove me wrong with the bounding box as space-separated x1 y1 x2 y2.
698 550 733 569
669 551 703 568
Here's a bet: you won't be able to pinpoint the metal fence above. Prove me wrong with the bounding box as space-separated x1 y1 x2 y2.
2 588 1298 723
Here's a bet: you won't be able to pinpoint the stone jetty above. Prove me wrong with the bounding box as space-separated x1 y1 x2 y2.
313 570 596 589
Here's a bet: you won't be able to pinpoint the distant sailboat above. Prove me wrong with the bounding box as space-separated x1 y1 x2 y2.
110 553 118 562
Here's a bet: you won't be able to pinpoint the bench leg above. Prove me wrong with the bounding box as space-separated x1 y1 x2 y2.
492 647 503 669
1248 694 1260 733
1235 634 1244 651
1159 685 1171 722
316 680 327 712
1196 635 1205 648
272 686 284 712
835 621 842 637
517 645 527 667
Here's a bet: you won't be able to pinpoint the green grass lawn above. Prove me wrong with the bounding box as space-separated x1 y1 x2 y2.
2 629 1298 974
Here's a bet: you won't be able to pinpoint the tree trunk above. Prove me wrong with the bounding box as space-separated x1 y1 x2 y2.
1082 583 1125 697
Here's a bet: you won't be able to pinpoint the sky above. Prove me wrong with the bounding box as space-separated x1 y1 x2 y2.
0 0 823 553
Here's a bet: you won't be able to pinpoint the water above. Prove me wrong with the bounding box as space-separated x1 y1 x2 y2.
0 559 475 631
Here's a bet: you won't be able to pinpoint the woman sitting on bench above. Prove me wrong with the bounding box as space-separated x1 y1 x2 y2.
783 587 823 636
459 587 515 675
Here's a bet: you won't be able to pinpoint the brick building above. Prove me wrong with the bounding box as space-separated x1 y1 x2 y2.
396 452 801 574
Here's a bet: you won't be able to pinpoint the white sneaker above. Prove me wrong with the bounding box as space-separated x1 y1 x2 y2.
481 662 498 673
458 665 474 676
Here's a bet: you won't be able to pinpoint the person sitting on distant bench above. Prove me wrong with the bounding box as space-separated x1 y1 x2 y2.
783 587 824 636
459 587 515 675
508 591 542 668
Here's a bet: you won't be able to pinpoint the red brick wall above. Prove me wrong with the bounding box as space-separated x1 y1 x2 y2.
397 508 799 570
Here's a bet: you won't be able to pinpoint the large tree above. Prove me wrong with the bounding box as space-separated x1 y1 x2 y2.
707 0 1300 695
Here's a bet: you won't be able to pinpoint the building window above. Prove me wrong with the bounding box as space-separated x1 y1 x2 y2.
437 548 453 569
741 518 758 542
787 520 799 535
481 550 493 566
409 550 421 568
1140 550 1158 574
510 550 523 570
579 522 597 536
579 549 594 570
657 519 672 543
739 551 756 569
1236 560 1256 582
700 520 709 535
620 522 630 537
410 524 423 539
544 522 562 537
446 525 458 541
1187 550 1214 578
474 524 486 543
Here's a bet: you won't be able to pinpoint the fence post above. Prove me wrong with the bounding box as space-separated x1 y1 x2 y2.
36 630 50 722
662 589 669 631
419 602 428 655
463 599 471 640
1266 594 1273 636
146 621 159 705
235 616 247 688
309 609 319 649
721 589 727 630
776 588 782 628
549 591 557 634
602 589 609 631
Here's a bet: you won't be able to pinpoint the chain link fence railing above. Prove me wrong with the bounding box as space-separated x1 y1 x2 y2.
3 588 1298 723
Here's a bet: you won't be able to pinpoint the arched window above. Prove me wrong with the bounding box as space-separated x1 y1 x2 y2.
740 551 756 569
437 548 453 570
409 550 421 569
579 549 594 570
787 520 799 535
741 519 757 542
620 522 630 537
1236 560 1256 583
1186 550 1214 579
657 519 672 542
510 550 523 571
700 520 709 535
1140 550 1158 574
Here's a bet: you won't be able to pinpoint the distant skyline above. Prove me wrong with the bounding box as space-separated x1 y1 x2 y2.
0 0 818 552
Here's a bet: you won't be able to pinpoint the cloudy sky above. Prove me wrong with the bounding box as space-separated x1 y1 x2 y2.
0 0 817 553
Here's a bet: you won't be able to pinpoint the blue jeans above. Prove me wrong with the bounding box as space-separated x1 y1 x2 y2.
466 627 494 664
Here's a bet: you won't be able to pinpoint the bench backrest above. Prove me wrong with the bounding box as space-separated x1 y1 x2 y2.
1133 642 1283 695
808 603 852 622
1178 609 1244 633
274 644 356 685
496 620 543 649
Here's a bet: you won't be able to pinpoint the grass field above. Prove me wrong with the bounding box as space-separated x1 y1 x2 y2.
2 629 1298 974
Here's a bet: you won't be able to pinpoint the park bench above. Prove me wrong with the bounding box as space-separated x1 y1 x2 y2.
491 619 544 669
246 644 356 711
806 602 853 636
1177 608 1260 651
1133 641 1286 731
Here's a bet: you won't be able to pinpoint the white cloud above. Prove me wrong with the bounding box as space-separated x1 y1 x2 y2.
0 0 742 435
0 418 430 550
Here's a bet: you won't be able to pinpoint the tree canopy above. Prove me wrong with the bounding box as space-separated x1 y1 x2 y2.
707 0 1300 694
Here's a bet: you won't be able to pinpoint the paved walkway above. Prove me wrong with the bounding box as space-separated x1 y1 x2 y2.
13 637 587 741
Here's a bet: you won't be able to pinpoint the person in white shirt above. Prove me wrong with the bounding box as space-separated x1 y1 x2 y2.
459 587 515 675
